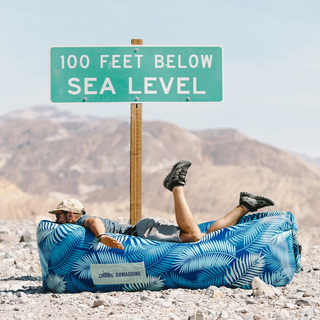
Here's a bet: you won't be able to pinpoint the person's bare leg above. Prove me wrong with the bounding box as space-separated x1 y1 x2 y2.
206 192 275 234
206 205 248 234
173 186 202 242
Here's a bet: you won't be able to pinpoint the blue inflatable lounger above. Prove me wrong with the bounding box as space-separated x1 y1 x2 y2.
36 211 301 293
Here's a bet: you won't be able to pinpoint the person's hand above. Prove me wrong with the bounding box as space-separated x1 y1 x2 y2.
99 235 124 250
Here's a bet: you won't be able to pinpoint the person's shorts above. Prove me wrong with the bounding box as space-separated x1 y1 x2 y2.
132 217 182 243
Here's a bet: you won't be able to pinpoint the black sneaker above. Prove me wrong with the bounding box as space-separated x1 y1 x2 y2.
163 159 192 191
239 192 275 212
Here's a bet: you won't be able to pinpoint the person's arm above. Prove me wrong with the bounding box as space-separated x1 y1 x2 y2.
83 217 124 250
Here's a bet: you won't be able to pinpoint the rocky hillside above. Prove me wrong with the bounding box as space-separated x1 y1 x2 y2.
0 106 319 225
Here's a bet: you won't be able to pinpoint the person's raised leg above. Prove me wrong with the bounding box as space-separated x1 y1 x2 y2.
163 160 202 242
206 205 248 233
163 160 275 240
206 192 275 234
173 186 202 242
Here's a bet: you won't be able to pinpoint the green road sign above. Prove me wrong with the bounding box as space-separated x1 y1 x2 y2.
50 46 223 103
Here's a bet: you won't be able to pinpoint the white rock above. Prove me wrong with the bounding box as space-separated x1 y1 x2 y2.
284 302 295 309
205 285 218 295
217 310 229 319
16 262 30 271
20 231 35 242
168 312 181 320
280 309 290 318
0 228 10 235
16 292 28 303
5 292 13 302
246 298 258 304
296 299 312 306
236 307 249 313
188 310 205 320
211 290 223 299
93 299 110 307
302 308 314 319
251 277 275 297
162 300 172 307
23 242 38 250
108 297 120 305
273 287 282 296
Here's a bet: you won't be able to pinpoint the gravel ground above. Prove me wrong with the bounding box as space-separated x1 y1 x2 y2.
0 218 319 320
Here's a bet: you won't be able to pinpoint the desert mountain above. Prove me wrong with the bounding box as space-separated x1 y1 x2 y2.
0 106 319 225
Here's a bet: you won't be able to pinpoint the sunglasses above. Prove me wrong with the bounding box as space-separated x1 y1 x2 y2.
55 211 68 220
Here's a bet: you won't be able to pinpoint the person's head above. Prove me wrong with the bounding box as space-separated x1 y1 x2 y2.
48 199 86 224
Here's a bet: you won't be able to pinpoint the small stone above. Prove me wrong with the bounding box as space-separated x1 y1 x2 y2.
296 299 311 306
273 287 282 296
20 231 35 243
30 264 40 273
16 292 28 303
284 302 295 309
206 285 218 295
3 268 15 278
108 297 120 305
169 312 180 320
16 262 30 271
14 258 26 265
23 242 38 250
188 310 205 320
219 287 234 295
93 299 110 307
304 308 314 317
251 277 275 297
196 311 205 320
299 308 314 320
162 300 172 307
279 309 290 318
236 307 249 313
4 252 15 259
1 291 13 303
302 291 314 297
0 228 10 235
217 310 229 319
246 298 258 304
212 290 223 299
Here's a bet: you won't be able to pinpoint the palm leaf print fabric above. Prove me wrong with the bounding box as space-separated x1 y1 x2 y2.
36 211 301 293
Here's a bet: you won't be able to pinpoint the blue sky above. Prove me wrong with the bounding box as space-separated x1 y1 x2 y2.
1 1 320 157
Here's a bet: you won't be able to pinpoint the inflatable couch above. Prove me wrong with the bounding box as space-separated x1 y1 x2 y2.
36 211 301 293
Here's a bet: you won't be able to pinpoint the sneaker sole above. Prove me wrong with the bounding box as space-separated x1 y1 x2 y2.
163 159 192 190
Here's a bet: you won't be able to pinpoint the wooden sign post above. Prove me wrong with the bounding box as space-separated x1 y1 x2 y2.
130 39 143 225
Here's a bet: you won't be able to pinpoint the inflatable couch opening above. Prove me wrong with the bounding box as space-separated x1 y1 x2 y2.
36 211 301 293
